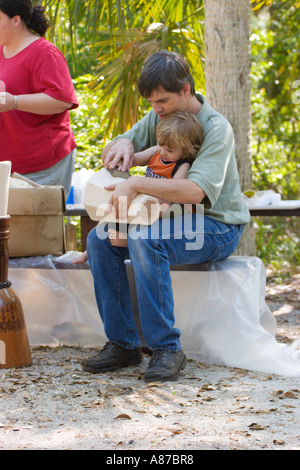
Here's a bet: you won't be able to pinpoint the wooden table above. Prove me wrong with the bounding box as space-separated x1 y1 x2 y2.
248 202 300 217
66 201 300 252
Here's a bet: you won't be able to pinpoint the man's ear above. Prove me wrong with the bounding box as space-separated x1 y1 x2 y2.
181 82 191 96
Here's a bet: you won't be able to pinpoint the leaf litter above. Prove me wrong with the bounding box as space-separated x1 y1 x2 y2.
0 273 299 450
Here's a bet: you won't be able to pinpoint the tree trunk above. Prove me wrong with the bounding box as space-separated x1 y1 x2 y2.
204 0 255 256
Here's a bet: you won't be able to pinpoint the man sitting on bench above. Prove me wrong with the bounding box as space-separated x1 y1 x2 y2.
81 50 250 382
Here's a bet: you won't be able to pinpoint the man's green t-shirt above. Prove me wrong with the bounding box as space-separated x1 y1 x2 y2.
116 94 250 225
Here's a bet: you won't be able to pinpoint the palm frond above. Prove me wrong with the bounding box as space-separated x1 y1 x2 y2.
38 0 205 138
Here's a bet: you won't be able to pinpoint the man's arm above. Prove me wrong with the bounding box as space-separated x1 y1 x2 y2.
101 138 135 172
131 176 205 205
105 176 205 220
101 110 158 171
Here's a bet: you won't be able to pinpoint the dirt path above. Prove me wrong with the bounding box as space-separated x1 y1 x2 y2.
0 273 299 451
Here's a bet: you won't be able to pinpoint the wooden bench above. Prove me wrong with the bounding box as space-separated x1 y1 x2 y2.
9 254 288 376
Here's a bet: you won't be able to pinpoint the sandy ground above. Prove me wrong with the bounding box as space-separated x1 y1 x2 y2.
0 272 299 451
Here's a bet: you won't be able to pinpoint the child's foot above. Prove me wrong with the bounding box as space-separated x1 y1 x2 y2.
108 229 128 247
72 251 88 264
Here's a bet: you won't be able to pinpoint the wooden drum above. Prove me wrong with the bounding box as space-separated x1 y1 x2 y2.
0 216 32 369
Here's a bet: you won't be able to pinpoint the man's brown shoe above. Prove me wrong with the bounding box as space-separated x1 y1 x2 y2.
82 341 142 373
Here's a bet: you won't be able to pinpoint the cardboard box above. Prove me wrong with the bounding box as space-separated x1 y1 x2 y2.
7 174 66 257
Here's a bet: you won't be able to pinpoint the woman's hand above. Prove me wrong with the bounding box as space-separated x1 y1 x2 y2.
0 92 14 112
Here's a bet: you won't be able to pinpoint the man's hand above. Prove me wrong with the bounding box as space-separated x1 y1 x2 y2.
102 138 134 172
105 178 138 220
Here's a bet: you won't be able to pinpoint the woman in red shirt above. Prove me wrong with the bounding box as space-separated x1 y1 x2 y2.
0 1 78 197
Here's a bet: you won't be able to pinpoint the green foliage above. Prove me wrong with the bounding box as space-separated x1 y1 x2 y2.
41 0 205 137
43 0 205 169
250 0 300 271
70 75 107 170
250 1 300 200
254 217 300 273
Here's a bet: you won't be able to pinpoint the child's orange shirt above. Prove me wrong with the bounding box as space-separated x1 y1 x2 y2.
145 151 190 179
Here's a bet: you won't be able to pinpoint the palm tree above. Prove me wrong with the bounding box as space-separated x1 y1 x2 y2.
39 0 205 138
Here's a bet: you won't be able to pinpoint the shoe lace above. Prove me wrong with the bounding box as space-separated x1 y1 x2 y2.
150 349 169 366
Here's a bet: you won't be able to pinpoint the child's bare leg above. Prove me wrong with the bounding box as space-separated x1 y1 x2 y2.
108 228 128 247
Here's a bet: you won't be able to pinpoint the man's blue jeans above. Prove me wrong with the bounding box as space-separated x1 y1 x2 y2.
87 213 244 352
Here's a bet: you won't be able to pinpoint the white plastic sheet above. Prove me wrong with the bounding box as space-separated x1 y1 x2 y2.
172 257 300 376
8 253 300 376
67 168 96 208
8 253 106 347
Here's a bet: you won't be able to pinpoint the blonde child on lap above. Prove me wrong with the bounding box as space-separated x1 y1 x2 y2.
109 111 203 247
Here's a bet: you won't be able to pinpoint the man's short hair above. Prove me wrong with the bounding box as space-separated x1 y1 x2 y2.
138 50 195 98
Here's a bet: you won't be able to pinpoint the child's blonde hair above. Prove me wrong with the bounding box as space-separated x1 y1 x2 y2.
156 111 203 160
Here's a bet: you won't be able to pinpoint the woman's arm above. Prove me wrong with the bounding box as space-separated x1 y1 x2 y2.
0 92 73 114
